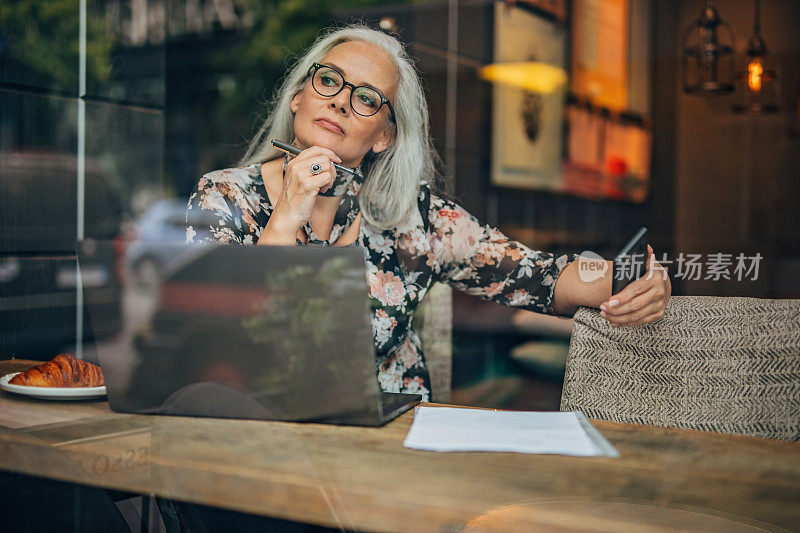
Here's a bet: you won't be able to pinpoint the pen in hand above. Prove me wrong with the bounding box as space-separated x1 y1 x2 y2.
271 139 359 176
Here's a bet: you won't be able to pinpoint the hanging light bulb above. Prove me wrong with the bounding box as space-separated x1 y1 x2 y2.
733 0 779 114
681 0 736 95
747 58 763 92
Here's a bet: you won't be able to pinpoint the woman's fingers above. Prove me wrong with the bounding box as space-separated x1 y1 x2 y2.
320 158 338 194
599 244 671 327
639 309 666 326
601 286 656 323
602 296 664 326
629 308 665 327
285 150 340 194
286 146 341 179
309 172 333 195
601 279 668 325
600 290 664 326
601 277 650 312
286 156 336 191
609 309 665 328
603 284 662 317
265 146 342 234
644 245 669 282
601 246 668 309
295 168 332 194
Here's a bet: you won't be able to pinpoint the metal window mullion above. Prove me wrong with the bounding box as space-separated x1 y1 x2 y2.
76 0 87 359
445 0 458 194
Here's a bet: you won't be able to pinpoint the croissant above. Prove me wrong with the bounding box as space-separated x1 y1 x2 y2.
9 353 105 388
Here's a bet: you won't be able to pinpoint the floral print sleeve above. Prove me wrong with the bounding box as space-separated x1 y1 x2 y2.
427 194 579 316
185 168 270 245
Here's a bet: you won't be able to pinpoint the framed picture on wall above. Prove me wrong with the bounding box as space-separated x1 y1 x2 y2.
509 0 568 22
563 104 604 198
571 0 630 112
488 3 568 190
604 117 651 202
563 103 651 203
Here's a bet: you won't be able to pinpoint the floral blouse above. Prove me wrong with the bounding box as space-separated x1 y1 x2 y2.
186 163 578 402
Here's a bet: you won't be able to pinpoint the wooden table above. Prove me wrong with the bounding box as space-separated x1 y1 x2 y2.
1 360 799 532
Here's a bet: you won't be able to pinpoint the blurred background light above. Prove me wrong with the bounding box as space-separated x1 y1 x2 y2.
478 62 567 94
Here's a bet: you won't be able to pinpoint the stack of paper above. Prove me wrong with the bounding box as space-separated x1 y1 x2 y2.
403 407 618 457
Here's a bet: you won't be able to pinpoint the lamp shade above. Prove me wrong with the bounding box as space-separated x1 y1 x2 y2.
732 0 779 114
682 0 736 95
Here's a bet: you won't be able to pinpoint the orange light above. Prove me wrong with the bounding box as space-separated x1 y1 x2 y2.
478 62 568 94
747 58 763 93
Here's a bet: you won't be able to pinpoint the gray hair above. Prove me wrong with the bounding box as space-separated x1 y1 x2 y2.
238 24 439 230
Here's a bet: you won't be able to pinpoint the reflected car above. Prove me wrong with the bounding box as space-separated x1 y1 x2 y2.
126 199 215 287
0 152 124 359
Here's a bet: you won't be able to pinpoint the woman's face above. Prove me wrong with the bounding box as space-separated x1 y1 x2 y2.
290 41 398 168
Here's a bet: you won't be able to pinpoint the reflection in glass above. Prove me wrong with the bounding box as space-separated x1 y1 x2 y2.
84 100 165 235
86 0 165 107
0 0 81 94
0 91 82 358
0 88 83 249
80 242 402 424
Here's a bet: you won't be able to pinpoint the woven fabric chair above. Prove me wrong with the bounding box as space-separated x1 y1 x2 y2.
416 283 452 402
560 295 800 440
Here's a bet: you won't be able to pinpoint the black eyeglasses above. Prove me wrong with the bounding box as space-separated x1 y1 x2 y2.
307 62 396 124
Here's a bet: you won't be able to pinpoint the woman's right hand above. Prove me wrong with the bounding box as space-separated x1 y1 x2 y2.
258 146 340 245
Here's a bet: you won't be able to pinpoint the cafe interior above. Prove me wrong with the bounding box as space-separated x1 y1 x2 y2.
1 0 799 531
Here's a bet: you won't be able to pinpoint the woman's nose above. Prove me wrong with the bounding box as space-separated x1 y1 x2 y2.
330 87 351 114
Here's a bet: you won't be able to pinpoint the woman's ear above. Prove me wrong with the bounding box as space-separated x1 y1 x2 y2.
370 125 395 155
290 91 302 114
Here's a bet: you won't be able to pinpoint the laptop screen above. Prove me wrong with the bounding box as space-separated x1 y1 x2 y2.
78 241 383 422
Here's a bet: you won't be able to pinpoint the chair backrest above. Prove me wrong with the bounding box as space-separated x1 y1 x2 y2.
416 283 452 403
560 295 800 440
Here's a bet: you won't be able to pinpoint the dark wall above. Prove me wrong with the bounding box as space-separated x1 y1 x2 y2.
668 0 800 297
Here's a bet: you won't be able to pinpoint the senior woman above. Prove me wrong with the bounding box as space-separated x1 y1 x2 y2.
186 24 671 402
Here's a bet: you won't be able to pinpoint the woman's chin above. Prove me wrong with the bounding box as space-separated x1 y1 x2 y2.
294 132 340 151
294 134 362 166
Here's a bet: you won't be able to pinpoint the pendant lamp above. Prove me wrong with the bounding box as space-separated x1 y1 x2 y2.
682 0 736 95
732 0 779 114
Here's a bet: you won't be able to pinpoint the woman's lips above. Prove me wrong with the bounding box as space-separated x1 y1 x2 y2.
314 118 345 135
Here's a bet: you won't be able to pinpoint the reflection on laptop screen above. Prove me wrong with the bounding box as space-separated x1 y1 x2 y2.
79 241 388 423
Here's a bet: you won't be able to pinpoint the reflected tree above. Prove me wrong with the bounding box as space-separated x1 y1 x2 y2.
241 256 368 397
0 0 113 91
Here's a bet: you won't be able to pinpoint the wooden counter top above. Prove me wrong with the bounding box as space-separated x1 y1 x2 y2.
1 360 798 532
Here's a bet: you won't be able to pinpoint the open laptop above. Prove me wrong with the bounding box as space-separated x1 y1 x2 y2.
77 240 420 426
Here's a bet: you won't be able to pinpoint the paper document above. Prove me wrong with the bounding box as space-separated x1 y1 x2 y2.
403 407 618 457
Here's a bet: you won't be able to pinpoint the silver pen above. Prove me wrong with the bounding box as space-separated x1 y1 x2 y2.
271 139 359 176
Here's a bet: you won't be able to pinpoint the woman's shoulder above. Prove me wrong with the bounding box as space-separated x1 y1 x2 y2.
404 179 464 233
189 163 268 221
418 180 460 213
416 179 437 207
198 164 261 191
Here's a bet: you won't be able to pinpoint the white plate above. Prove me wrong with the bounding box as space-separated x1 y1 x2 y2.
0 372 107 400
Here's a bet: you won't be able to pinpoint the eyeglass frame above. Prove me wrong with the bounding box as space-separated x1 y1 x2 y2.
306 62 397 124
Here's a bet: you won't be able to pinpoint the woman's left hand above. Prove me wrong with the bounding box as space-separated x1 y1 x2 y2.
599 245 671 327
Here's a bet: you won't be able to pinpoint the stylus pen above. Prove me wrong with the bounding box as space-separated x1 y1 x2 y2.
271 139 358 176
